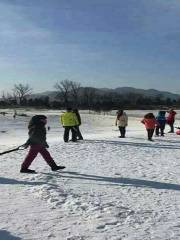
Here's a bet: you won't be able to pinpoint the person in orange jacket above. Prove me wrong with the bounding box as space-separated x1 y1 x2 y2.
141 113 157 141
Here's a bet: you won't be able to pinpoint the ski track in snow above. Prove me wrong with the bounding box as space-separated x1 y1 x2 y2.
1 112 180 239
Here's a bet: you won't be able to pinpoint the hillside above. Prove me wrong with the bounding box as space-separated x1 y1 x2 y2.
31 87 180 101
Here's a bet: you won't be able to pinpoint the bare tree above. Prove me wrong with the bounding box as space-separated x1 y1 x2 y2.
81 87 97 111
54 79 72 107
12 83 32 105
70 81 81 107
1 91 15 104
54 79 81 107
1 91 7 102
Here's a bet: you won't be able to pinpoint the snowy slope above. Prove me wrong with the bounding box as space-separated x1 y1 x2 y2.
0 110 180 240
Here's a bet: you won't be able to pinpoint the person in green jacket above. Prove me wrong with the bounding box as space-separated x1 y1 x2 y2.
60 107 79 142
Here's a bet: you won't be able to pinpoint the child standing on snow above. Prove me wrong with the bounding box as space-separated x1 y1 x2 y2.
141 113 157 141
20 115 65 173
115 110 128 138
155 111 166 136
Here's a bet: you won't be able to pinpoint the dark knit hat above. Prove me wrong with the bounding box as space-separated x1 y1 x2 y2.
28 115 47 128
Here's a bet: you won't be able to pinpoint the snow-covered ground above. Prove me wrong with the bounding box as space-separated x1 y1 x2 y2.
1 109 180 240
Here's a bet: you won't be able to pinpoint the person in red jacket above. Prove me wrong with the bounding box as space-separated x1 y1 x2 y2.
20 115 65 173
166 108 177 133
141 113 157 141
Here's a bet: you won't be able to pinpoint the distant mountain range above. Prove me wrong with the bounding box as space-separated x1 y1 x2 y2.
105 87 180 99
31 87 180 100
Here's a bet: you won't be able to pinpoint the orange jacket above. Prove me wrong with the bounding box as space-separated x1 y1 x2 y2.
141 118 157 129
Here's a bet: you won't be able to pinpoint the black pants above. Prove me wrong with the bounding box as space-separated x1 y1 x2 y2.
74 126 83 140
119 126 126 137
63 127 77 142
155 124 165 136
147 129 154 140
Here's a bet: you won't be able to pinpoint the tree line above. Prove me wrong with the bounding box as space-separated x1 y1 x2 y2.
0 80 180 110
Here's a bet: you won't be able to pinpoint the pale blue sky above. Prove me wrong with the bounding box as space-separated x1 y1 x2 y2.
0 0 180 93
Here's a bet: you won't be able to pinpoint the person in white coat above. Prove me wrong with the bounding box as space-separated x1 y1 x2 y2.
115 110 128 138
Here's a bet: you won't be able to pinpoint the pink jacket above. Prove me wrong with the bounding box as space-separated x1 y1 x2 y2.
166 110 176 123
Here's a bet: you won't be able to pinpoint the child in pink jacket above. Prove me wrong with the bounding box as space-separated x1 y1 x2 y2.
166 109 176 133
141 113 157 141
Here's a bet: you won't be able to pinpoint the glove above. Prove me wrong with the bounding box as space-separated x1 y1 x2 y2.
22 143 29 149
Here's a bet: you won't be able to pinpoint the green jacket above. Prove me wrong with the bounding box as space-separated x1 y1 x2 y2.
60 112 79 126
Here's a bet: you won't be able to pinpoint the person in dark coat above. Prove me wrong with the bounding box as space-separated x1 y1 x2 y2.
155 111 166 136
73 109 83 140
20 115 65 173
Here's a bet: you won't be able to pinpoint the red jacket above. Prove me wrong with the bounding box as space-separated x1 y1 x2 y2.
166 110 176 123
141 118 157 129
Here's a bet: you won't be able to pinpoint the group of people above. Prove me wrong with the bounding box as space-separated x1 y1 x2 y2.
60 108 83 142
20 108 177 173
20 108 83 174
115 108 177 141
141 109 176 141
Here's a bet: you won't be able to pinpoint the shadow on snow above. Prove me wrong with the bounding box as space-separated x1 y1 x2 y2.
43 171 180 191
0 230 22 240
83 139 180 149
0 177 48 186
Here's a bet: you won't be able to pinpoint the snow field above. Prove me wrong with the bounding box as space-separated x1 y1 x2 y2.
0 111 180 239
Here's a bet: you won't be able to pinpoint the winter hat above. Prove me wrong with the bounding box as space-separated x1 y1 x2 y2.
66 107 72 111
28 115 47 128
144 113 155 119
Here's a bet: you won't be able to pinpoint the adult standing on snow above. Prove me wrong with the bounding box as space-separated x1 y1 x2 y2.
73 109 83 140
115 110 128 138
60 107 79 142
20 115 65 173
155 111 166 136
166 108 176 133
141 113 157 141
